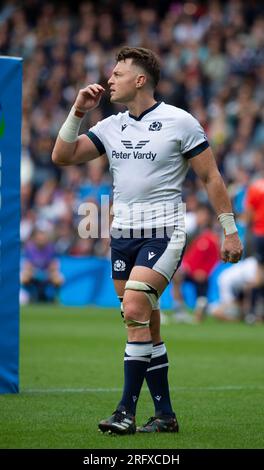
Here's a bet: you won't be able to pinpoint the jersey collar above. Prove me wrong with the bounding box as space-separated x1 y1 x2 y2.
128 101 162 121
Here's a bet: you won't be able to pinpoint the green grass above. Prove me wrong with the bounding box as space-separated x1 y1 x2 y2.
0 305 264 449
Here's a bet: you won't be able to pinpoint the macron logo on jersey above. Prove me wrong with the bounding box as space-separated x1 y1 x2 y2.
111 140 157 161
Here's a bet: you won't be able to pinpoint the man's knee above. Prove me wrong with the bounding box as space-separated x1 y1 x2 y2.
123 295 148 321
123 280 160 329
125 280 160 309
123 292 151 329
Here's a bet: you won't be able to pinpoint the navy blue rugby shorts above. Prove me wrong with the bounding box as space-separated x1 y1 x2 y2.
110 226 186 282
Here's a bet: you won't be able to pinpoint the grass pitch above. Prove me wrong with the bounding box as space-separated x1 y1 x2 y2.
0 305 263 449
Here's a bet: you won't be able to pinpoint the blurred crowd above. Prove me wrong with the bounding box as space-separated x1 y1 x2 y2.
1 0 264 318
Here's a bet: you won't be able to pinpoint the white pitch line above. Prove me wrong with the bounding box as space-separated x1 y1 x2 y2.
22 385 264 394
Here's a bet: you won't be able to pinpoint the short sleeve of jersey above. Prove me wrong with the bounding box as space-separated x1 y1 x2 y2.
180 113 209 159
86 117 111 156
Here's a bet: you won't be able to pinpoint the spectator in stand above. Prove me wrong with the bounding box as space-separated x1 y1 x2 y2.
172 203 220 321
244 170 264 323
229 166 250 245
77 158 112 206
20 223 64 303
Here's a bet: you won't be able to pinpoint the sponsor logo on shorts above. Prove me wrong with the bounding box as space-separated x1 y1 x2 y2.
114 259 126 271
148 251 156 260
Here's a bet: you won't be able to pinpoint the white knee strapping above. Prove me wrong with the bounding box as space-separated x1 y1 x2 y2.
152 298 160 311
125 280 160 310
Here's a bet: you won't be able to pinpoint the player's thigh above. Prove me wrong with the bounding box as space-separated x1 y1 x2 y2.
129 265 168 293
123 265 168 319
135 227 186 288
110 229 137 292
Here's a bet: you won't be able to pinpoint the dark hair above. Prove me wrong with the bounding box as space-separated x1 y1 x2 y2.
116 46 160 89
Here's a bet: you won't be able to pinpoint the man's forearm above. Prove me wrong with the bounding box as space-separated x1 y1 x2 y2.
190 148 242 260
204 173 238 235
52 106 84 165
52 84 105 166
52 136 78 166
204 173 233 216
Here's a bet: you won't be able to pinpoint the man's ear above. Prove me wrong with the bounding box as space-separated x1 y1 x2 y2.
136 74 147 88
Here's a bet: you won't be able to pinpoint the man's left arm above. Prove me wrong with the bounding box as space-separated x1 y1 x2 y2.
189 147 243 263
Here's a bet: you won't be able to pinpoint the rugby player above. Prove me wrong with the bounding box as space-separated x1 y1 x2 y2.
52 47 243 435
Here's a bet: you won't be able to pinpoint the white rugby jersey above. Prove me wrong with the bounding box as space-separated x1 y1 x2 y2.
86 101 209 229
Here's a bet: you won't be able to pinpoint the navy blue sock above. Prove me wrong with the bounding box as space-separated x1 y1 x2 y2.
118 341 152 415
145 342 174 416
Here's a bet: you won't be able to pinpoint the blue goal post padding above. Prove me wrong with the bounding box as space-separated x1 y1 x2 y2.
0 56 22 393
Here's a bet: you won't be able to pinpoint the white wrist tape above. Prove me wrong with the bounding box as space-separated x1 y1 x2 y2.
59 107 85 143
218 213 238 235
